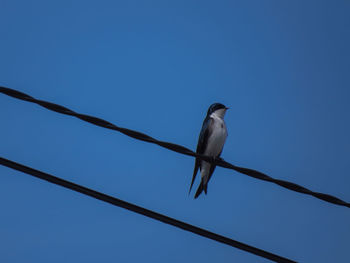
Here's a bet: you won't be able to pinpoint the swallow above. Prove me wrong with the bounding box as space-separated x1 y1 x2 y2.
189 103 228 198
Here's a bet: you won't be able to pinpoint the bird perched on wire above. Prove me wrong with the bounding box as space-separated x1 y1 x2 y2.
189 103 229 198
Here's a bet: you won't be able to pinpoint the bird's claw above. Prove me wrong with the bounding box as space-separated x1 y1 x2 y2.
212 156 224 163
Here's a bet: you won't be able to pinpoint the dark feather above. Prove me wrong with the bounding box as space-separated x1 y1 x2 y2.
194 180 203 199
189 116 213 194
194 150 222 198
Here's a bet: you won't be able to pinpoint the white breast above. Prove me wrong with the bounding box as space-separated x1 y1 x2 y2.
204 115 227 156
200 114 227 181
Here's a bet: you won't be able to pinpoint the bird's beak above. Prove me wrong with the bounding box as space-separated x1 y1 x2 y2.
225 107 229 110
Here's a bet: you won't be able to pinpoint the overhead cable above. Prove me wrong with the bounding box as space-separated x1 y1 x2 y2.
0 86 349 208
0 156 296 263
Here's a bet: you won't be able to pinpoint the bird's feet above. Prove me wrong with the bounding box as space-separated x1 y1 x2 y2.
212 156 224 163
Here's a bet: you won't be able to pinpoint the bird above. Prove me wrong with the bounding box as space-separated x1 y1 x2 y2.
189 103 229 199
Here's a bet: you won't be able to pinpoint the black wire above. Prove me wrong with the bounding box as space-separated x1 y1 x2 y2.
0 156 296 263
1 86 349 208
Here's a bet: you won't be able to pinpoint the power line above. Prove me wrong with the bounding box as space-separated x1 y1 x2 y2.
0 156 296 263
1 86 349 208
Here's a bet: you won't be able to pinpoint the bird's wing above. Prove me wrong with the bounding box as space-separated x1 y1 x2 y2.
189 116 213 193
206 149 223 188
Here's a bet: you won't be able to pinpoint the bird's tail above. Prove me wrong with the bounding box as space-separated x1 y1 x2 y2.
194 181 208 199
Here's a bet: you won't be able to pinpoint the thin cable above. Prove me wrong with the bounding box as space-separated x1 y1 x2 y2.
0 156 296 263
1 86 349 208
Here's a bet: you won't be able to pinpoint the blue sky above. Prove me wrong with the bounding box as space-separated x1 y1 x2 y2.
1 1 350 262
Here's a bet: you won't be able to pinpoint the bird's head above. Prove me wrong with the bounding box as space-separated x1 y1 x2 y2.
207 103 229 119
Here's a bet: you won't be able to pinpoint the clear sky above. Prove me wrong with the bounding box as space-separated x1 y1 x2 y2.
1 1 350 262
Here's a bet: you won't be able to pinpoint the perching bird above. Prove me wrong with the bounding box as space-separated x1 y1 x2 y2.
189 103 228 199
